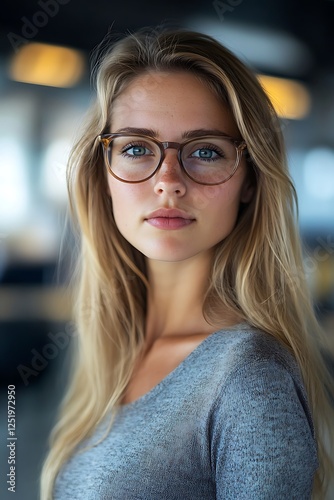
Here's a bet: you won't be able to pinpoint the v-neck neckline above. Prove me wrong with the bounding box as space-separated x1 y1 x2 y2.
119 322 248 410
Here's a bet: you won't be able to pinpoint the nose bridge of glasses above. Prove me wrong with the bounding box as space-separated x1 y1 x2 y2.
159 141 183 169
161 141 181 151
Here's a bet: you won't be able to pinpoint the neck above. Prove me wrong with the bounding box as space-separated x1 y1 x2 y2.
145 251 235 344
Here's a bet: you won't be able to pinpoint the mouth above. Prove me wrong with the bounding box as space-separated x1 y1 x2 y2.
145 208 195 230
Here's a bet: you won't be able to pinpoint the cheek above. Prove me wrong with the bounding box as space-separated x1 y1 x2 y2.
107 179 128 225
199 182 245 242
195 183 242 214
107 177 144 229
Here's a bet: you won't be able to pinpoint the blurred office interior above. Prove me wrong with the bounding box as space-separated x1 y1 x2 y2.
0 0 334 498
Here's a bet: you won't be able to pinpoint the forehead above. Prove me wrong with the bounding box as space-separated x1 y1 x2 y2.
110 71 240 139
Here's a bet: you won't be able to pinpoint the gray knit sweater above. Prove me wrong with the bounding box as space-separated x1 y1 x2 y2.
54 324 318 499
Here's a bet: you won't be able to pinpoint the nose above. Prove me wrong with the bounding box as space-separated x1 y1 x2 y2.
153 149 186 197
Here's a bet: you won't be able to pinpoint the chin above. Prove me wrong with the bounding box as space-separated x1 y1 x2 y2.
142 246 211 264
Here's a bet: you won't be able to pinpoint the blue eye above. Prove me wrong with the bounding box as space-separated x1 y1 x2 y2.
125 145 149 156
191 148 220 160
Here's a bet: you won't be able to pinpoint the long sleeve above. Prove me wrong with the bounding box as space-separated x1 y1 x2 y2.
211 358 318 499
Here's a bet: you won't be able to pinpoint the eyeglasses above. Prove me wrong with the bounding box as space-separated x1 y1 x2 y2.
98 133 247 186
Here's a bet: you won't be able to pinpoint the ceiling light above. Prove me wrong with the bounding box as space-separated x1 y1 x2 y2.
258 74 311 119
9 42 85 88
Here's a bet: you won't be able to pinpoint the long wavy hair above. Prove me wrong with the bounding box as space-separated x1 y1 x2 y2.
41 27 334 499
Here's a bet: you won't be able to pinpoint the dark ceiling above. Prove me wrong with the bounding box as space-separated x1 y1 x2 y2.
1 0 334 82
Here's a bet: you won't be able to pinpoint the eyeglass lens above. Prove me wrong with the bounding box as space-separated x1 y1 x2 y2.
104 135 240 184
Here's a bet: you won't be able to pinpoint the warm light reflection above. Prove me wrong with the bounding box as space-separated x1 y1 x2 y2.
258 74 311 119
9 43 85 88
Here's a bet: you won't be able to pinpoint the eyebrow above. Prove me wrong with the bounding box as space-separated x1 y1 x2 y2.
113 127 235 140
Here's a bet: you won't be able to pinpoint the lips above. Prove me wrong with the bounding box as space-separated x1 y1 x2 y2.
145 208 195 230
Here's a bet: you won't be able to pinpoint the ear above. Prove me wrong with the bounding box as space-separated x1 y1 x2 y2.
240 176 255 203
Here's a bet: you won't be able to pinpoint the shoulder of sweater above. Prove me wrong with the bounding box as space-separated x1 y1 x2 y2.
205 325 311 422
203 323 300 380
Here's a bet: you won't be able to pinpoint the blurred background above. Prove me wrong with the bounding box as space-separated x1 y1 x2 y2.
0 0 334 498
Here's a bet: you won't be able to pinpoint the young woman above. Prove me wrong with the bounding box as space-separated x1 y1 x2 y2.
41 27 334 499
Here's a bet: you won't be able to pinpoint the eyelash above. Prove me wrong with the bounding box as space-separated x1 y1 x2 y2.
120 142 150 159
118 142 226 162
191 145 224 159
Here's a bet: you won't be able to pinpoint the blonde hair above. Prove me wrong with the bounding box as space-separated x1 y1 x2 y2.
41 27 334 499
